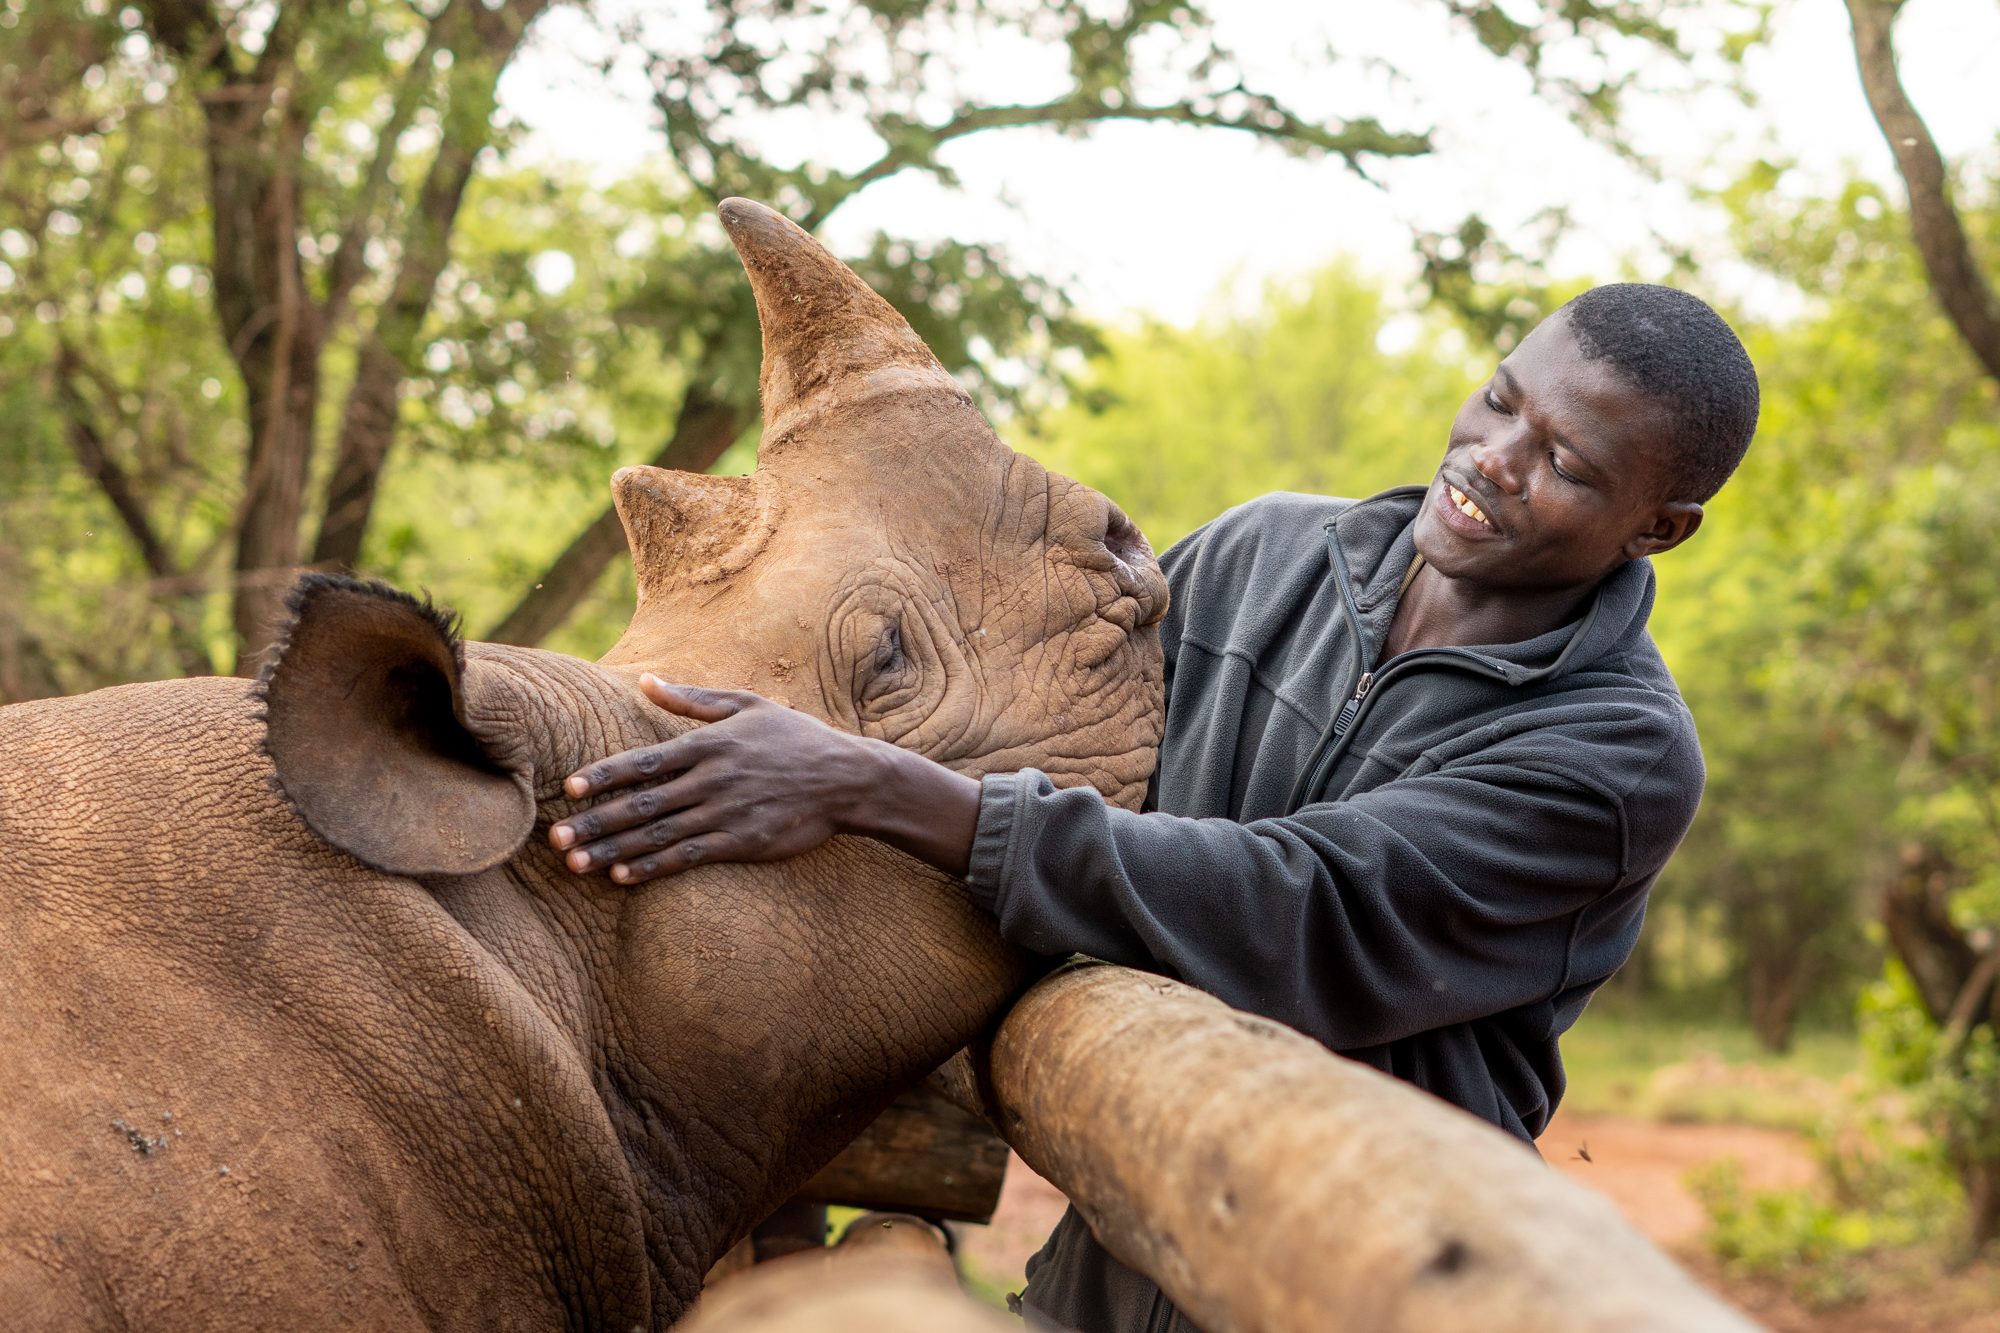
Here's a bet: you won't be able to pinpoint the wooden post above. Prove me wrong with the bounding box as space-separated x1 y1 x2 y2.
682 1217 1008 1333
984 963 1764 1333
792 1080 1010 1223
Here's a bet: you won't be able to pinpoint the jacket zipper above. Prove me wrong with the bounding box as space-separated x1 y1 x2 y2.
1284 530 1373 813
1293 648 1510 807
1285 526 1513 813
1331 670 1374 739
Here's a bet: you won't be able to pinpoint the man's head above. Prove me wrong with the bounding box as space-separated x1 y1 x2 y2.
1413 282 1759 593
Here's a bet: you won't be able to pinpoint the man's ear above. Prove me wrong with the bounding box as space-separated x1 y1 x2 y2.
1625 501 1703 561
258 574 535 877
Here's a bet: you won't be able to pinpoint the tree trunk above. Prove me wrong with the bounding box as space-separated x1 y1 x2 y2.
1962 1155 2000 1259
0 619 64 703
487 385 749 646
1844 0 2000 386
1881 841 1978 1025
1746 942 1805 1055
197 63 325 673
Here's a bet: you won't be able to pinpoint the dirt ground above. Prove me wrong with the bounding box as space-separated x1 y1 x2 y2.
956 1109 2000 1331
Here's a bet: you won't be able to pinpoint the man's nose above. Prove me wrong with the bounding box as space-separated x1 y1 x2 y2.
1467 429 1529 497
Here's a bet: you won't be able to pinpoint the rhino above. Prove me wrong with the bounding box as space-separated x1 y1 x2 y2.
0 198 1167 1330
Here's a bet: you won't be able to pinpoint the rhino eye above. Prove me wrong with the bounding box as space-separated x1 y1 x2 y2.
871 623 904 674
859 621 910 704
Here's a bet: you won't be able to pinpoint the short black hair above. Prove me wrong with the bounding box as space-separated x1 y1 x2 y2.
1559 283 1759 503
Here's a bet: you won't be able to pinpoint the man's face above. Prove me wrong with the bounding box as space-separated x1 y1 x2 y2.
1413 310 1699 593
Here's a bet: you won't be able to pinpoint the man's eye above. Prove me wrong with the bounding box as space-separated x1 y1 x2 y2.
1549 452 1582 485
1484 387 1508 414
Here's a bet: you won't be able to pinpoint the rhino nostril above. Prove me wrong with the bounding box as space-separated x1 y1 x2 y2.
1096 503 1167 628
1103 504 1146 564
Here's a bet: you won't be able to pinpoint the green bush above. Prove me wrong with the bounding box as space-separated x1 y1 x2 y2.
1692 1159 1873 1308
1692 1106 1963 1308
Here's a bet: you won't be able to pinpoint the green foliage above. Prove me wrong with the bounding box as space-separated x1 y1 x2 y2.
1015 263 1475 549
17 0 1554 685
1693 1158 1875 1308
1633 166 2000 1055
1688 1160 1872 1304
1862 964 2000 1212
1669 157 2000 1246
1691 1105 1963 1308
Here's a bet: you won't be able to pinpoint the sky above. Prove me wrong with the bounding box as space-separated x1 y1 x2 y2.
496 0 2000 327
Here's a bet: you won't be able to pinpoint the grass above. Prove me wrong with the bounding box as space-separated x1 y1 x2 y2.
1560 1004 1864 1132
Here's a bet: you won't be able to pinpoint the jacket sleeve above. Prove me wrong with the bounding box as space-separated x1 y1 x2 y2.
963 712 1700 1050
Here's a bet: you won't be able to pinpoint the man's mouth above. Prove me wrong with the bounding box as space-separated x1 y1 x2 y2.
1446 482 1492 529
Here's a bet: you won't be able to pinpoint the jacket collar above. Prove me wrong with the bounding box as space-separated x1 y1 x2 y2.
1326 485 1657 686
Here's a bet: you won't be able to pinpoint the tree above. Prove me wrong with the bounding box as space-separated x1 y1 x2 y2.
2 0 556 673
1713 164 2000 1247
1831 0 2000 1252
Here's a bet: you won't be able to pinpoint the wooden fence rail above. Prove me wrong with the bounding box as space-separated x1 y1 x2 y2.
978 962 1762 1333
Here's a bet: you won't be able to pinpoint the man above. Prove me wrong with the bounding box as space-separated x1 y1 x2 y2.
548 283 1759 1330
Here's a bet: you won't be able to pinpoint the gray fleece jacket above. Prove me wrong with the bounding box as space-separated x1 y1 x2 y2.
963 487 1704 1333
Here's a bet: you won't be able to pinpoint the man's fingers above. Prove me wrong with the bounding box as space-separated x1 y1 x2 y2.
561 682 771 800
550 773 709 851
562 729 721 800
564 805 721 874
640 675 760 723
606 825 747 886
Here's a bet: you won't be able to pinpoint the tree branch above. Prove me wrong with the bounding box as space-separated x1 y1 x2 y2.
52 343 215 677
1882 840 1979 1026
250 0 325 88
321 0 462 326
1943 946 2000 1061
53 342 178 581
803 95 1425 230
135 0 227 68
1845 0 2000 385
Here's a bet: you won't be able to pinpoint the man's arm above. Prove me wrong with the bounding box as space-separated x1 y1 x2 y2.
961 710 1698 1050
554 680 1693 1055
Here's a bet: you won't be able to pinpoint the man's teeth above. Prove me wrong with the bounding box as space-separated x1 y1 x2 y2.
1447 484 1490 527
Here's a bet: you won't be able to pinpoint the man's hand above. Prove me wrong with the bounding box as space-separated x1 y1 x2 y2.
548 677 870 885
549 674 982 885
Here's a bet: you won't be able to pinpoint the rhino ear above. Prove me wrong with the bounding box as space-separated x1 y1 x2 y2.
259 575 535 877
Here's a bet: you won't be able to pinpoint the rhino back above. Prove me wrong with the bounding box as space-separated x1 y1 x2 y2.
0 678 652 1331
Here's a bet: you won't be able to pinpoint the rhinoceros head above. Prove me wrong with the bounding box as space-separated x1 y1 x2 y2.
250 200 1168 1317
262 200 1166 879
597 199 1166 807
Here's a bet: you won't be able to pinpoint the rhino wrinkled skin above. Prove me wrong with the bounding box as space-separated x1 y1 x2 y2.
0 199 1166 1330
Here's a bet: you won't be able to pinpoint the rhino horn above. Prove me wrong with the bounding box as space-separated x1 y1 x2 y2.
612 465 779 603
717 197 973 447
